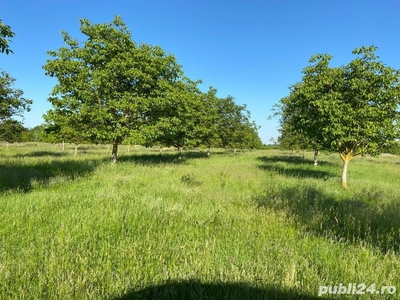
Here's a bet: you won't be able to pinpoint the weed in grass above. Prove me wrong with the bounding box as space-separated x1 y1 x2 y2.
181 173 202 187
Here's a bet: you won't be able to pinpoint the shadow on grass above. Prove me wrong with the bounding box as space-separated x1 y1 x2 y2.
114 280 322 300
117 151 215 165
0 159 100 193
254 185 400 254
257 156 336 180
22 151 69 157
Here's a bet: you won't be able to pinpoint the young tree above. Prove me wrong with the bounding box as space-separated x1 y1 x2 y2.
43 16 182 163
0 20 15 54
279 46 400 188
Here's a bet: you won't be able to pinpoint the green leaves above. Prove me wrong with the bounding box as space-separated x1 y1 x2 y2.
0 70 32 122
0 20 15 55
43 16 183 151
279 45 400 157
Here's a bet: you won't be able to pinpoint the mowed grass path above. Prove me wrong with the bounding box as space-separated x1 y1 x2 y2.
1 144 400 299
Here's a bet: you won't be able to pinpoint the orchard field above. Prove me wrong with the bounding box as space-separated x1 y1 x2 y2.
0 143 400 299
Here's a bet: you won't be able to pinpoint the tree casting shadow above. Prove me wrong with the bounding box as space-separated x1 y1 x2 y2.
257 156 336 180
254 185 400 254
113 280 322 300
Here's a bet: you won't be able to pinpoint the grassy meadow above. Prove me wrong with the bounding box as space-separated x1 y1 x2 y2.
0 143 400 299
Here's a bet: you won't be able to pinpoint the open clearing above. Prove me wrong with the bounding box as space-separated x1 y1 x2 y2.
1 143 399 299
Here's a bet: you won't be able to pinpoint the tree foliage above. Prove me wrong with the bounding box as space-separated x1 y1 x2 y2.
0 119 26 143
0 71 32 142
0 71 32 122
279 46 400 188
217 96 262 150
43 16 182 162
0 20 15 54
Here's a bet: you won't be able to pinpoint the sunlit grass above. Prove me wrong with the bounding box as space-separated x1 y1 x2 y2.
0 144 399 299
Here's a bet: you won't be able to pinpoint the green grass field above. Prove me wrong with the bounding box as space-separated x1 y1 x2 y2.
1 143 399 299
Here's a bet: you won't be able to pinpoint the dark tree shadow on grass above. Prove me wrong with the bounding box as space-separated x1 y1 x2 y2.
113 280 323 300
254 185 400 254
257 156 336 180
117 151 217 165
21 151 69 157
0 159 100 193
257 155 337 166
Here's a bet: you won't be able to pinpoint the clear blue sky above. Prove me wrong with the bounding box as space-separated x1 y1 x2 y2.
1 0 399 144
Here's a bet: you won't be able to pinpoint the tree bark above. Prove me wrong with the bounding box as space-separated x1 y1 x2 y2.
340 152 352 189
61 139 65 150
207 146 211 156
74 144 78 157
302 149 306 160
314 150 319 166
111 140 118 164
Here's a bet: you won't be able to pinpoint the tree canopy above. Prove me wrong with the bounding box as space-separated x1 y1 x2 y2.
278 46 400 188
0 70 32 141
43 16 183 162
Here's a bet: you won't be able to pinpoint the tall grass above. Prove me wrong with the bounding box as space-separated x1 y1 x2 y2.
0 144 399 299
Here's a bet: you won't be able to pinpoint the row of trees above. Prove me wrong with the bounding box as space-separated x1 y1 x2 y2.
275 46 400 188
0 17 262 157
42 16 262 162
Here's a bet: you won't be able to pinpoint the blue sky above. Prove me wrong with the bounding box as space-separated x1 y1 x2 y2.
1 0 399 144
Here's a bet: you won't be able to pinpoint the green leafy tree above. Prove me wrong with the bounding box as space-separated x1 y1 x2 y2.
43 109 89 156
217 96 261 151
43 16 182 163
0 20 15 54
26 125 46 142
149 79 207 158
0 71 32 122
0 119 26 143
0 71 32 142
272 101 320 162
279 46 400 188
198 87 222 155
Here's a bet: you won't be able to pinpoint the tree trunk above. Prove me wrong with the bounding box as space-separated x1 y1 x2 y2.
291 148 294 155
61 139 65 150
110 140 118 164
207 146 211 156
340 152 352 189
127 145 130 154
234 148 237 154
314 150 319 166
74 144 78 157
302 149 306 160
177 146 182 159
